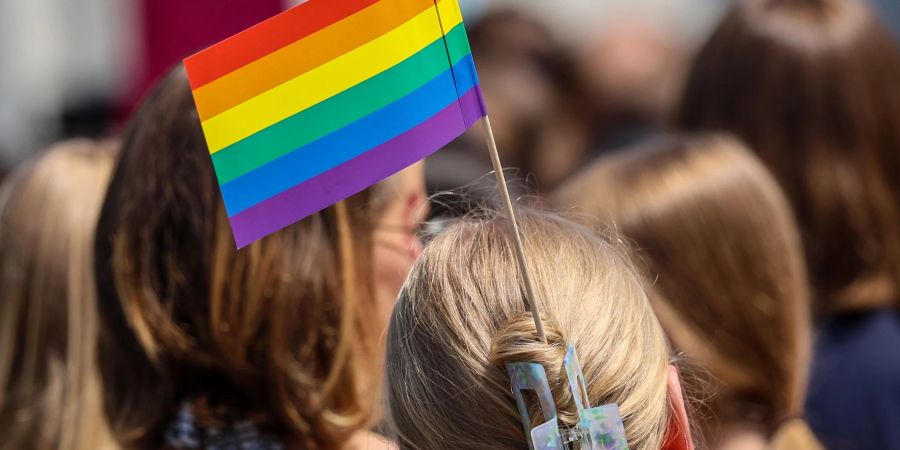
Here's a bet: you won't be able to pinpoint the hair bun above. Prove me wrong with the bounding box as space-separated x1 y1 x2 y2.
488 314 583 427
488 314 566 365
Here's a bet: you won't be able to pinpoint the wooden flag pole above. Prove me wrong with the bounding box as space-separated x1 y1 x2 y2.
482 116 548 344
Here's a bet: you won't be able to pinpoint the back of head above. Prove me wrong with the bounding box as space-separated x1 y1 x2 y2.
387 210 672 450
0 140 116 450
677 0 900 313
555 135 816 448
95 68 385 448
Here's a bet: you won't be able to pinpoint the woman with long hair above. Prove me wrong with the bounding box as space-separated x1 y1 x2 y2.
0 140 117 450
95 68 426 450
676 0 900 447
556 135 820 450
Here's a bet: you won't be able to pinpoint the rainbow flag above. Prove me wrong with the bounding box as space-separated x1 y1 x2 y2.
184 0 486 248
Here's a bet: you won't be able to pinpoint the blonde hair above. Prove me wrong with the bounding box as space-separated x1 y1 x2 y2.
0 140 117 450
555 135 820 449
386 210 673 450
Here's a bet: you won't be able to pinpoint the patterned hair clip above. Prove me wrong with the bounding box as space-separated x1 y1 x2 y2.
507 344 630 450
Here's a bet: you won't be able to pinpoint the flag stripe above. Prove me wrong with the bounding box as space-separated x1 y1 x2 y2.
220 54 477 215
184 0 378 90
438 0 481 102
193 0 436 121
229 85 484 248
200 2 463 153
211 23 471 184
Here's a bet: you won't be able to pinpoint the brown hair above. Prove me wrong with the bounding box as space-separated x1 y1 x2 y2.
0 140 117 450
95 68 389 449
386 210 674 450
555 135 818 448
676 0 900 313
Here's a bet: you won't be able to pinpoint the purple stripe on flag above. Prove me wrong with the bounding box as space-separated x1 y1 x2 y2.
229 86 485 248
459 81 487 128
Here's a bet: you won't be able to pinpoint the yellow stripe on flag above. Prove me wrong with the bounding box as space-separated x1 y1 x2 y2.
202 0 463 153
436 0 465 37
192 0 436 121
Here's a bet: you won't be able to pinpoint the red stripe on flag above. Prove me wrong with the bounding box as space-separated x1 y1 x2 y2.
184 0 380 90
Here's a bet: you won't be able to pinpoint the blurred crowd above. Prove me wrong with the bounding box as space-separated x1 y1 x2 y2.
0 0 899 449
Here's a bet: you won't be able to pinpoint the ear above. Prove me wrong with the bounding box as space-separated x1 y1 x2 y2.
662 365 694 450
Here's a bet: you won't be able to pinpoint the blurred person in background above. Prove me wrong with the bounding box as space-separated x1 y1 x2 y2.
0 139 117 450
468 10 593 193
556 135 821 450
577 18 687 153
676 0 900 448
94 68 426 450
426 8 592 212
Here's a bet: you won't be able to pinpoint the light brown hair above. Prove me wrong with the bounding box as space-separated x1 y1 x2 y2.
555 135 818 448
0 140 117 450
676 0 900 313
386 210 674 450
95 68 390 449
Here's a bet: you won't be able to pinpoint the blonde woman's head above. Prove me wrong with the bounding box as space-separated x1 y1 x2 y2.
0 139 116 450
386 210 690 450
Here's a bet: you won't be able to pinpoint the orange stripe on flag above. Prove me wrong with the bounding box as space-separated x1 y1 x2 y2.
192 0 436 121
184 0 379 90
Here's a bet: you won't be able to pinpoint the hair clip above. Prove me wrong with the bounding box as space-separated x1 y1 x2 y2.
507 344 629 450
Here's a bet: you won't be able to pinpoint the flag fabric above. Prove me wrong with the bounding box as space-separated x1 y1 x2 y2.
184 0 486 248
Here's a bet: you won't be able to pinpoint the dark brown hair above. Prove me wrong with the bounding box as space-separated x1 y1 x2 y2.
677 0 900 313
555 135 818 448
95 68 385 449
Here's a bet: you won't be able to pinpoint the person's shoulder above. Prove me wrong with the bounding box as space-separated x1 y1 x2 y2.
810 308 900 404
815 309 900 371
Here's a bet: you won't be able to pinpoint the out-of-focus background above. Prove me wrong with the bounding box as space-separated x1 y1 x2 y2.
3 0 894 183
2 2 900 450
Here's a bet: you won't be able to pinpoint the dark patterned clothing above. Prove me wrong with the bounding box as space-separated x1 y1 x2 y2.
164 399 285 450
